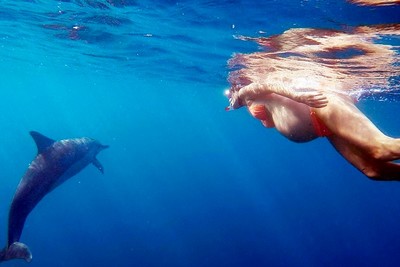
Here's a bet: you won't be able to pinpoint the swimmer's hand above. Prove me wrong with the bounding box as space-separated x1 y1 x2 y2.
292 90 328 108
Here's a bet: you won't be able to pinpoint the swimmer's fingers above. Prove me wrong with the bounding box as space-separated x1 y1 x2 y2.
297 91 328 108
310 92 329 108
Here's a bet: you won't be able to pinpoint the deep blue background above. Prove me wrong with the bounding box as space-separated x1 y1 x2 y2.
0 1 400 266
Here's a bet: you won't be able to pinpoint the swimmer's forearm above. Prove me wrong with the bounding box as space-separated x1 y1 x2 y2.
239 82 295 101
263 81 297 99
238 81 328 108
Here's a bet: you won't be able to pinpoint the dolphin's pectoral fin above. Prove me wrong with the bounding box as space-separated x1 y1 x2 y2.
30 131 56 154
92 158 104 174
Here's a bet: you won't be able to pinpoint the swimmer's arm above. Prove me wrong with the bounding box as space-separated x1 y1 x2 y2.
239 82 328 108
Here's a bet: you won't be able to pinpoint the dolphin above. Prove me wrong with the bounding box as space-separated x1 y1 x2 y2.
0 131 108 263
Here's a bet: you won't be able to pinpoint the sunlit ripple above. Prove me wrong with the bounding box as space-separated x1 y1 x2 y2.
228 25 400 101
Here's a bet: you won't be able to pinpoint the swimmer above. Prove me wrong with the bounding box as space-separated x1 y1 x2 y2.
227 25 400 181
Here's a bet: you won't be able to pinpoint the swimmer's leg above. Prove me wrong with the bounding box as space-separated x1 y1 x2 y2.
314 93 400 161
328 135 400 181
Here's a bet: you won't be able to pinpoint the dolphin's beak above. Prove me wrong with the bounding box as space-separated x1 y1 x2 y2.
101 144 109 150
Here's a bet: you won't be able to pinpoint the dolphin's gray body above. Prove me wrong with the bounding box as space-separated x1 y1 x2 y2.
0 131 108 263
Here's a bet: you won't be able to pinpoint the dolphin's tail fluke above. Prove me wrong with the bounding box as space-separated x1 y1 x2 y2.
0 242 32 262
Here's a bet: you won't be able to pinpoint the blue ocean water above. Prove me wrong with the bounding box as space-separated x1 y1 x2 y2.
0 1 399 266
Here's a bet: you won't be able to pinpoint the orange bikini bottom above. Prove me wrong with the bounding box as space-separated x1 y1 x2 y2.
310 110 332 137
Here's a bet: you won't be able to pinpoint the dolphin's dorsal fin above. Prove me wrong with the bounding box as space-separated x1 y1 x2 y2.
30 131 55 154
